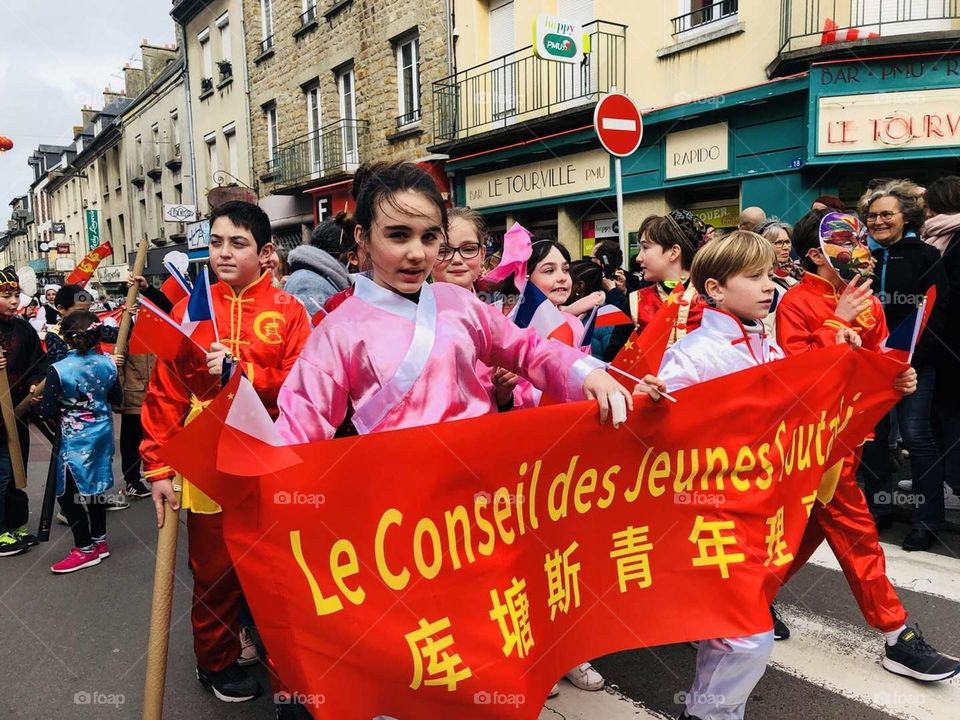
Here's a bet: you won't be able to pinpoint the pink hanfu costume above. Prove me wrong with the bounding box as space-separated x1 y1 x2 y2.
275 275 602 442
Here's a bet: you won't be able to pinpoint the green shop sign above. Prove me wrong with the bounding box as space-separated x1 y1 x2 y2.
533 15 587 65
85 208 101 250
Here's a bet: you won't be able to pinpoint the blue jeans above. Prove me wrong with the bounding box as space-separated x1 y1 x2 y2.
862 366 944 530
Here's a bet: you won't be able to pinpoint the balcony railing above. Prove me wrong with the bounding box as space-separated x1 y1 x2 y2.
260 35 274 55
432 19 626 144
672 0 739 35
300 5 317 26
267 118 368 191
779 0 960 54
396 107 422 128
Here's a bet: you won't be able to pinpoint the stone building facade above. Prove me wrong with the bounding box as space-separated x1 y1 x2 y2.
243 0 451 243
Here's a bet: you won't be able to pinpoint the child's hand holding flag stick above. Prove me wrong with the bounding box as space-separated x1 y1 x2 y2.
604 362 677 403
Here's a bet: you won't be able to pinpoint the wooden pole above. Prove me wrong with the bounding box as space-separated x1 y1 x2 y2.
142 492 181 720
116 236 150 357
0 348 27 489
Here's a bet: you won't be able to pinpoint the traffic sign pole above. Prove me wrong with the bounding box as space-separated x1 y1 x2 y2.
614 157 626 269
593 89 643 271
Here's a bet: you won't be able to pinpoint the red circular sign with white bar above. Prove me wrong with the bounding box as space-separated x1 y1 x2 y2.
593 93 643 157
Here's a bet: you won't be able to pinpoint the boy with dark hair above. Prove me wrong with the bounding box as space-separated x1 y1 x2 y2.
0 268 47 556
774 210 959 683
47 284 119 363
142 200 311 710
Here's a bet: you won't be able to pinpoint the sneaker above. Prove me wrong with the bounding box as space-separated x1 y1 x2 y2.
688 640 700 650
0 532 27 557
56 512 69 525
945 486 960 512
565 662 604 691
902 528 937 552
12 526 38 547
126 479 152 498
196 665 259 703
105 493 129 512
94 539 110 558
771 603 790 641
897 479 913 492
50 547 102 574
238 626 259 666
275 698 313 719
547 682 560 698
882 626 960 682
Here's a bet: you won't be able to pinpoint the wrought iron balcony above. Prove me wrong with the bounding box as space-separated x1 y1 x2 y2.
432 19 626 144
672 0 738 35
778 0 960 55
266 118 368 191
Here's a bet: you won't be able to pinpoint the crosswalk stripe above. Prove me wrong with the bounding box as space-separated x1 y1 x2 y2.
540 684 671 719
805 540 960 604
771 604 960 720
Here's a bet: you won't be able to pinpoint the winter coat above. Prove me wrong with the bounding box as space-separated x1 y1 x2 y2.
284 246 351 315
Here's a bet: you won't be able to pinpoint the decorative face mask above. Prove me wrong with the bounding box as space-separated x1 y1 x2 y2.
818 212 872 281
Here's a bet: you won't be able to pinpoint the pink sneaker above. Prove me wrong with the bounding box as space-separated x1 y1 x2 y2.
94 540 110 559
50 547 102 574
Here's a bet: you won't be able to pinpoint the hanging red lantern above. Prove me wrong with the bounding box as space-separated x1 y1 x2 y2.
0 136 13 153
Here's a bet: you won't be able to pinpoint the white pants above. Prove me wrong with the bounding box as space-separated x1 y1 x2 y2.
685 631 774 720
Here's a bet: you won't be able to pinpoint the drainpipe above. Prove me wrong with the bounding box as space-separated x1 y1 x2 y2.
174 16 200 216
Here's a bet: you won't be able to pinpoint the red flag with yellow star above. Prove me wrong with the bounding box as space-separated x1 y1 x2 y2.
611 284 685 377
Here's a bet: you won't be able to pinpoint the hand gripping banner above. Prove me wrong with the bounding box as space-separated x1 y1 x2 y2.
158 345 902 719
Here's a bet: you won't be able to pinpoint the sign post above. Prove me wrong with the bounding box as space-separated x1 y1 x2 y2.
85 208 100 251
593 91 643 269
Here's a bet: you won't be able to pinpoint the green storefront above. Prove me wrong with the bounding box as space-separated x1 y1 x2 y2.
448 52 960 258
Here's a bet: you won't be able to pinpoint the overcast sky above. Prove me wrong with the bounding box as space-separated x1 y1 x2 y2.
0 1 177 223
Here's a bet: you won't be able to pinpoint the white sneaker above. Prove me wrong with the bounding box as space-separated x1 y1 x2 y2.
897 479 913 492
547 682 560 698
105 492 129 512
565 662 604 691
237 626 259 666
945 486 960 512
55 512 69 525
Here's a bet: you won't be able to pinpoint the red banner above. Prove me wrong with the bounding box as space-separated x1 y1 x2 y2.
66 241 113 286
159 346 902 719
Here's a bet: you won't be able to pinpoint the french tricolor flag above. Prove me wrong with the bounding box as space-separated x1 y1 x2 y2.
512 281 573 345
581 304 634 347
181 266 219 346
881 286 936 364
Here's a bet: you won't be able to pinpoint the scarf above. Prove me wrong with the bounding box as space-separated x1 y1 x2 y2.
921 213 960 255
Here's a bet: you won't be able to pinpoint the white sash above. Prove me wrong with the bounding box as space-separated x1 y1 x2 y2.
350 276 437 434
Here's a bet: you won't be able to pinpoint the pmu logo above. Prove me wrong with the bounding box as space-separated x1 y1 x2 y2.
544 34 577 57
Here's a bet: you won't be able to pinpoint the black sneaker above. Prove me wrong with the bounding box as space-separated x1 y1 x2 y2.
196 665 260 702
771 603 790 641
126 479 152 498
0 532 27 557
882 626 960 682
275 696 313 719
12 526 38 547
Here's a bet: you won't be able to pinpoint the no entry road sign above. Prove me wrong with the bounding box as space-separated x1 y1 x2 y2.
593 92 643 157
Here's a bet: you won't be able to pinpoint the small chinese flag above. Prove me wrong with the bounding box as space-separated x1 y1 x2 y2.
611 284 685 377
66 241 113 286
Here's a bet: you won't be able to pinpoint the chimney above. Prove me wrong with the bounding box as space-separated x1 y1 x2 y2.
141 41 179 85
81 106 99 128
73 125 83 138
103 88 125 107
124 66 146 98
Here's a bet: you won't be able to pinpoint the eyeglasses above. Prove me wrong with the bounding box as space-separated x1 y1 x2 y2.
866 211 901 224
437 243 482 262
772 240 792 247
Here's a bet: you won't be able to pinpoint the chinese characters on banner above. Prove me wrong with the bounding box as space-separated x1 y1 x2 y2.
158 345 903 719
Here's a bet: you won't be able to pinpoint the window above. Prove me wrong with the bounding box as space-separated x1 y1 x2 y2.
205 132 218 184
151 123 160 166
224 122 239 179
305 84 322 173
489 0 516 118
301 0 318 25
265 104 278 171
673 1 738 35
135 135 143 173
170 111 181 156
217 12 232 64
337 66 358 164
198 28 213 79
260 0 274 49
395 35 420 127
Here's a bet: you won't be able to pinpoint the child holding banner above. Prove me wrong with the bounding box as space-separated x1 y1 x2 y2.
655 231 789 720
142 201 311 712
774 210 958 683
38 311 121 574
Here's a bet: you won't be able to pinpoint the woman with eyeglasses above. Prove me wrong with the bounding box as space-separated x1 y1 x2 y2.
756 221 799 337
859 179 951 552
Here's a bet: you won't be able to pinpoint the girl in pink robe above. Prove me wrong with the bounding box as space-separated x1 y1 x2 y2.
275 162 640 445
